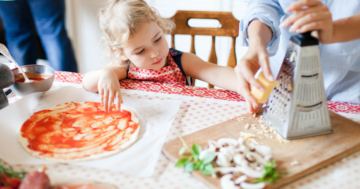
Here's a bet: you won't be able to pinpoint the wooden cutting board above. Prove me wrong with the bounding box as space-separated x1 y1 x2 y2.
162 110 360 189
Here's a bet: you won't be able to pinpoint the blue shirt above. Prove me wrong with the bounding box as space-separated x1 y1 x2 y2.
240 0 360 104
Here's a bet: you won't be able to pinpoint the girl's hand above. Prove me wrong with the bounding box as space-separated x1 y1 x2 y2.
281 0 334 44
98 69 123 111
235 43 274 114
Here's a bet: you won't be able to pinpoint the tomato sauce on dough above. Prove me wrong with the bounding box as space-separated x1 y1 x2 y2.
20 101 139 160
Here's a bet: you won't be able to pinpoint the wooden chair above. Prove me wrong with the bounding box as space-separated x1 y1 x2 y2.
170 10 239 88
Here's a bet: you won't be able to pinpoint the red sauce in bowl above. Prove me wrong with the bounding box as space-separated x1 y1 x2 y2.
14 72 52 83
15 78 46 83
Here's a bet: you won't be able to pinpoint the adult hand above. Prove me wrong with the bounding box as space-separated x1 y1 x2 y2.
281 0 334 44
98 69 123 112
235 43 274 114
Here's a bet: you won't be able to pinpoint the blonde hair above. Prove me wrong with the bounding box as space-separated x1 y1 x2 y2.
99 0 175 67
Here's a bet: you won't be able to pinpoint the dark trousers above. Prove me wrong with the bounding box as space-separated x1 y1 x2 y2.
0 0 78 72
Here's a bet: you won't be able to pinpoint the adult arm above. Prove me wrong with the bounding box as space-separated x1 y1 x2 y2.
236 0 284 113
282 0 360 44
332 13 360 43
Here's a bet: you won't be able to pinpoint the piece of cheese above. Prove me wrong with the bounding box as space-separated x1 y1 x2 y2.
250 72 279 103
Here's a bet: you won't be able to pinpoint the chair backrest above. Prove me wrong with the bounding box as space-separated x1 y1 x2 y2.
170 10 239 88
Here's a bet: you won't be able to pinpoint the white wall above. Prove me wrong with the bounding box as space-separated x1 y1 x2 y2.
65 0 248 88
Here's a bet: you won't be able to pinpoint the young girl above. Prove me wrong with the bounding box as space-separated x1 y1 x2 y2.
82 0 239 111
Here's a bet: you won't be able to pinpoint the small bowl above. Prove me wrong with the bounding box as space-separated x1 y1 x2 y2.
10 64 55 97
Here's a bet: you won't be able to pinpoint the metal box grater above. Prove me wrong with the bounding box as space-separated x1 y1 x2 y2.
262 32 333 139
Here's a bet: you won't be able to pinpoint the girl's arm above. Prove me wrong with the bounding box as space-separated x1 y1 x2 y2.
82 64 127 111
181 52 238 92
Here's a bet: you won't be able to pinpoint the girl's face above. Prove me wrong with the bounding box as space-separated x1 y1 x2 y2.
121 21 169 70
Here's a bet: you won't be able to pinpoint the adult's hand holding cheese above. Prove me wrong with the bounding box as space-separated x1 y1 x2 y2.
251 72 279 104
234 19 274 114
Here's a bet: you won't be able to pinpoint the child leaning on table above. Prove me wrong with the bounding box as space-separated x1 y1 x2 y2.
82 0 239 111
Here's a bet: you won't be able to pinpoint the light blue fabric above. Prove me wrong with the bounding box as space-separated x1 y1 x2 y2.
240 0 360 104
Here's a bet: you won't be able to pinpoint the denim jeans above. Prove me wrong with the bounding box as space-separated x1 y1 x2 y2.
0 0 78 72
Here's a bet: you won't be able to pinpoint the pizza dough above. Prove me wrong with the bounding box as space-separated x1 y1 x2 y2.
18 101 140 162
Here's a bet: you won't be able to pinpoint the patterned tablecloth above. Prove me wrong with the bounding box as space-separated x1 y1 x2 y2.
5 71 360 189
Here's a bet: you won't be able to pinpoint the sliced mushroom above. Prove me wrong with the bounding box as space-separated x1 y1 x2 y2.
236 165 265 178
253 145 272 157
234 144 248 154
243 141 255 152
214 167 238 175
234 175 247 184
205 137 274 187
245 154 255 163
255 164 264 171
199 145 216 160
240 182 265 189
238 137 244 145
216 153 232 167
233 153 244 165
208 140 221 148
248 152 268 165
218 138 239 147
220 146 235 161
220 174 239 189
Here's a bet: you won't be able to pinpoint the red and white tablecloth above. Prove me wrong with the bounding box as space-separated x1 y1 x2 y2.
6 71 360 189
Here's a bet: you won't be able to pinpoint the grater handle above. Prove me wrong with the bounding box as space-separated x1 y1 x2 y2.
290 31 318 46
301 31 312 38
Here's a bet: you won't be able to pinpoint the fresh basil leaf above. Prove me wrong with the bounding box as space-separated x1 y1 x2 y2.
184 162 196 172
202 153 215 164
253 177 264 183
195 160 202 169
264 166 273 175
191 151 200 162
191 143 202 156
175 158 190 167
179 146 186 155
199 163 214 175
270 160 276 168
194 162 200 170
253 160 283 183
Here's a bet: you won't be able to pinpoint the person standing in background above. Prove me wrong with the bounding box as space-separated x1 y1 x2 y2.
0 0 78 72
236 0 360 113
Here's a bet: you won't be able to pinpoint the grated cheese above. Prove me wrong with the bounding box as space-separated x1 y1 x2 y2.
240 131 254 140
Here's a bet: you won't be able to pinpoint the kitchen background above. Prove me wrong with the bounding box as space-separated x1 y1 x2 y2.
0 0 248 88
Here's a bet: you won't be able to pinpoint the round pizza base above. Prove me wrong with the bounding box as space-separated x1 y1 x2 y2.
18 103 140 163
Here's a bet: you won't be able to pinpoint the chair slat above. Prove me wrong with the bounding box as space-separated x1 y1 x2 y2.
208 36 217 88
171 35 175 49
170 10 240 88
190 35 196 86
171 10 239 37
227 37 237 68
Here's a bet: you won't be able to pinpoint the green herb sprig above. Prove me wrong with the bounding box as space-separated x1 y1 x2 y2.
0 160 26 180
0 160 26 187
253 160 282 183
175 134 214 175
